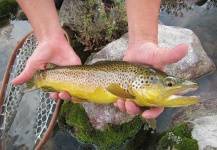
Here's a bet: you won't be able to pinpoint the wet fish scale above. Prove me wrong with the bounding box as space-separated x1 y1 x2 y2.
40 62 144 92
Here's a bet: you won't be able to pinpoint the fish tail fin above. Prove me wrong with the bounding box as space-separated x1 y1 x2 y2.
23 78 38 92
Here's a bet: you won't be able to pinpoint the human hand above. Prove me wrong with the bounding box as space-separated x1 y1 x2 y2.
114 42 188 119
12 32 81 100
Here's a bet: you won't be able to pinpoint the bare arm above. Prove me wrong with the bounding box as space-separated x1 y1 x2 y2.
16 0 63 42
126 0 161 46
13 0 81 85
115 0 188 119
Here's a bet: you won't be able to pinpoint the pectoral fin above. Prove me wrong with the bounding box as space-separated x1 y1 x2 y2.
106 83 135 99
46 63 57 69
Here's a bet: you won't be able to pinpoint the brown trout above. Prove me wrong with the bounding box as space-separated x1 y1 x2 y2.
25 61 199 107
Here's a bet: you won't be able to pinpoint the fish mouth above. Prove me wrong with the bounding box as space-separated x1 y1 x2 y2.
158 82 200 107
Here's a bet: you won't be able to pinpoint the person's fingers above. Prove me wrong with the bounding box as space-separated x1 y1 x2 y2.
12 57 46 85
125 100 140 115
161 44 188 65
50 92 59 100
114 99 126 111
59 91 71 100
142 107 164 119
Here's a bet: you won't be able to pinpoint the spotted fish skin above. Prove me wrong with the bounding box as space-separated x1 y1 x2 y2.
25 61 199 107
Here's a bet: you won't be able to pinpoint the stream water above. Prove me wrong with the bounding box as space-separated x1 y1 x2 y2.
0 2 216 150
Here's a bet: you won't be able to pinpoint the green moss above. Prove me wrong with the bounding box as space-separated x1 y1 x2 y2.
158 122 198 150
59 101 144 150
176 137 199 150
61 0 127 51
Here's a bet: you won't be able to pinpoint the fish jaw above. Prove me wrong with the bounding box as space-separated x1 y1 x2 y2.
162 95 200 107
157 82 200 107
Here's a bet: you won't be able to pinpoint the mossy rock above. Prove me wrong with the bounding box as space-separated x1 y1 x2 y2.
59 101 144 150
158 122 199 150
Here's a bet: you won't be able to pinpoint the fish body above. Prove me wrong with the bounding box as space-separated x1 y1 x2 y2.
25 61 199 107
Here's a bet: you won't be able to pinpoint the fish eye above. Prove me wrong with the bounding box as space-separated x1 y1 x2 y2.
164 77 177 87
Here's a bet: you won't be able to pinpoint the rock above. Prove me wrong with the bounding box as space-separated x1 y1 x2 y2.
169 96 217 128
191 115 217 150
169 96 217 150
82 103 136 130
159 25 215 80
204 145 217 150
82 24 216 130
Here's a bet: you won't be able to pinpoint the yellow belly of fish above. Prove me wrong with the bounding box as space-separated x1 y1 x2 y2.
42 81 119 104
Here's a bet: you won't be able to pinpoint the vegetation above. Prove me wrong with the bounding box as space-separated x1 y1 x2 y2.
0 0 18 27
158 122 198 150
60 0 127 51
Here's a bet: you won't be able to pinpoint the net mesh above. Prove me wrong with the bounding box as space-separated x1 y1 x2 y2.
1 33 56 149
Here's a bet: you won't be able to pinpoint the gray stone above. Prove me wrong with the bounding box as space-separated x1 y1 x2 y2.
169 94 217 150
169 95 217 128
191 115 217 150
204 145 217 150
82 103 136 130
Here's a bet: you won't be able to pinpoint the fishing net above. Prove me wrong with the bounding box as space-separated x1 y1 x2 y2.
0 33 59 149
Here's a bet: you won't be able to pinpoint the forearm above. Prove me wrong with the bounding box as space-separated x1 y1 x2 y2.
16 0 63 42
126 0 161 46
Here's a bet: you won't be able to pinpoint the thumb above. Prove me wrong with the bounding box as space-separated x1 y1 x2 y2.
12 58 46 85
162 44 188 64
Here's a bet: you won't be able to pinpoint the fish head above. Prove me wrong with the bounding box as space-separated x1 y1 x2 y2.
131 69 200 107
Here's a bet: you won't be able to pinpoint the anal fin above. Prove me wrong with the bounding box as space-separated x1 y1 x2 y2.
71 97 89 103
41 86 59 92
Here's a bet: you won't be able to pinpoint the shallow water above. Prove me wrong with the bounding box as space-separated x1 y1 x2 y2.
0 20 32 86
0 2 216 150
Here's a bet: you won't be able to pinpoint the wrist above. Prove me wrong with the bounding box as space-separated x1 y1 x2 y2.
128 34 158 49
37 27 64 43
